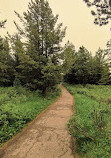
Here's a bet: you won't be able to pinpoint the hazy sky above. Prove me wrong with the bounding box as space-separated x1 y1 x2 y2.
0 0 111 54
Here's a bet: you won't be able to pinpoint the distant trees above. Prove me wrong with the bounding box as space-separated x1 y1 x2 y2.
62 41 75 74
82 0 111 84
64 46 91 85
64 46 111 85
0 37 14 86
106 39 111 62
95 49 111 84
0 19 15 86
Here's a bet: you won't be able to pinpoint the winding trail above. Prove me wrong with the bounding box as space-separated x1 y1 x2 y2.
0 85 74 158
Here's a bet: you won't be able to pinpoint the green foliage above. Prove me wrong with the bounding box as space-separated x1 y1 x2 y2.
61 41 75 74
83 0 111 26
10 0 66 93
64 46 92 84
64 47 111 85
64 83 111 158
13 77 21 88
41 62 62 93
0 86 61 146
0 37 14 86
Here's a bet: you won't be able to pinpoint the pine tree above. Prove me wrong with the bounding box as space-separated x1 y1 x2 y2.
0 37 14 86
64 46 111 85
64 46 92 85
62 41 76 74
94 48 111 85
13 0 66 92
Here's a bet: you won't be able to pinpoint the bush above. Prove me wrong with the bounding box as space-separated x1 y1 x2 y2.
13 78 21 88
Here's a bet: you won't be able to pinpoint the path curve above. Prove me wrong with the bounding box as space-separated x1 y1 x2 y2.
0 85 74 158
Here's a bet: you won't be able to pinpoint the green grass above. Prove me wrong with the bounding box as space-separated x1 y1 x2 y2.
63 83 111 158
0 86 61 146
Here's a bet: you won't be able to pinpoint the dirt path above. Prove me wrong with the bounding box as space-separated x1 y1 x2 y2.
0 85 74 158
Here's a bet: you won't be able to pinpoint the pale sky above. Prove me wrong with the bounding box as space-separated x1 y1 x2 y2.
0 0 111 54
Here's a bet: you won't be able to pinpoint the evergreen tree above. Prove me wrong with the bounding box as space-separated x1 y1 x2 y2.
106 39 111 62
64 46 111 85
13 0 66 92
0 37 14 86
62 41 76 74
94 48 111 84
65 46 91 85
9 34 37 88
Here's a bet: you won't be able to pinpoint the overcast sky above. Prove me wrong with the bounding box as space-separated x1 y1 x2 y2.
0 0 111 54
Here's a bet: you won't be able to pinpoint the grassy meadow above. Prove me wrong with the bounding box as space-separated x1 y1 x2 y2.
0 86 61 146
63 83 111 158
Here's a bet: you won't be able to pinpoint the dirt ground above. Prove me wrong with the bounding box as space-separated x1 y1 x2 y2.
0 85 75 158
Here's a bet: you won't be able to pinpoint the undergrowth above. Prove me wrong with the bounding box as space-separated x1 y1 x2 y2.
0 85 61 146
63 83 111 158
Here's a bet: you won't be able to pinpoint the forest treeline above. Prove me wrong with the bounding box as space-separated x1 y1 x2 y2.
63 42 111 85
0 0 111 93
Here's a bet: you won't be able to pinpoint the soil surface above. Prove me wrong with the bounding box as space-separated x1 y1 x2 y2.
0 85 74 158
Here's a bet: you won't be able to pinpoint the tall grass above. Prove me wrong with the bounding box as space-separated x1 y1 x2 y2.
0 86 61 146
63 83 111 158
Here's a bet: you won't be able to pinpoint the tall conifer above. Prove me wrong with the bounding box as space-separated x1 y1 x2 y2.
13 0 66 92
